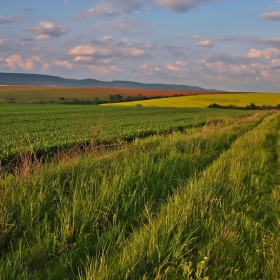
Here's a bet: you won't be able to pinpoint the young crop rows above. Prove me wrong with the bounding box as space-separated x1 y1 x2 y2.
0 104 245 165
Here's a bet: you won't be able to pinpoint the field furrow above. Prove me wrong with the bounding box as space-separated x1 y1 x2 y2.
84 112 280 280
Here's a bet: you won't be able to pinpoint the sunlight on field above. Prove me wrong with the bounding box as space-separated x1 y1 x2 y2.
103 93 280 108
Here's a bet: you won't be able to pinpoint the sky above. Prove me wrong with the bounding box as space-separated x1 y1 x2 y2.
0 0 280 92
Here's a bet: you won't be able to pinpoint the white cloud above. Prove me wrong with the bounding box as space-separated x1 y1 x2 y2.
52 60 73 69
76 5 117 19
196 40 213 47
165 61 188 72
74 56 93 62
99 36 114 42
5 54 41 70
28 22 67 40
247 48 279 59
204 61 226 73
140 63 160 75
69 45 112 56
261 12 280 20
69 43 145 59
88 65 121 75
140 61 188 78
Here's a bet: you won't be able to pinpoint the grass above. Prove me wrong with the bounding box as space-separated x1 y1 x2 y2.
103 93 280 108
84 112 280 280
2 109 280 279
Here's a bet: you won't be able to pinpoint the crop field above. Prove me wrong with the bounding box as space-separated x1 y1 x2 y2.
0 104 246 165
104 93 280 108
0 86 225 103
1 103 280 279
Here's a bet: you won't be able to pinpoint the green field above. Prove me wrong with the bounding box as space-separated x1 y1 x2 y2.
0 104 246 164
103 93 280 108
1 103 280 279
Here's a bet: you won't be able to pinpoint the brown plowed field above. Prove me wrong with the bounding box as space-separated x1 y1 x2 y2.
0 86 233 102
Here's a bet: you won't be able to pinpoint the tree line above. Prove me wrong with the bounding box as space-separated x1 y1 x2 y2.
208 103 280 110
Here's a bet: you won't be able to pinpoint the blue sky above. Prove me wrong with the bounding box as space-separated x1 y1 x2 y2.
0 0 280 91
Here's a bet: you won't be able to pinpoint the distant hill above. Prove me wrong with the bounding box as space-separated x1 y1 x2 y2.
0 72 216 91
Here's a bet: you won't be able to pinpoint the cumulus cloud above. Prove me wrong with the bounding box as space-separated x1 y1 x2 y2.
88 65 121 75
196 40 213 47
74 56 93 62
247 48 279 59
0 15 26 24
165 61 188 72
5 54 41 70
28 22 67 40
140 63 160 75
140 61 188 78
261 12 280 20
155 0 212 13
52 60 73 69
195 50 280 88
76 5 117 19
68 40 145 60
69 45 113 56
99 36 114 42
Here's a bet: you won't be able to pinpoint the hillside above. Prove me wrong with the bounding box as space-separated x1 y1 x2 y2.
0 72 214 91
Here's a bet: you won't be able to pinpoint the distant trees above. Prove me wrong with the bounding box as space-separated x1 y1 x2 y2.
208 102 280 111
57 92 187 105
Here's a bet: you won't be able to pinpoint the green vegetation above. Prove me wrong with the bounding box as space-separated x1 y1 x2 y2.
208 102 280 110
0 104 245 164
1 103 280 279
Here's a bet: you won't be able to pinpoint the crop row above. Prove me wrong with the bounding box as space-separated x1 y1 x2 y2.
0 104 248 164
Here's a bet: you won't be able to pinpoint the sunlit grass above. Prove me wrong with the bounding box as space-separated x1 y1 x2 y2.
2 111 278 279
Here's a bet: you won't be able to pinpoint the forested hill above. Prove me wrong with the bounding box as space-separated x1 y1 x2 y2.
0 72 216 91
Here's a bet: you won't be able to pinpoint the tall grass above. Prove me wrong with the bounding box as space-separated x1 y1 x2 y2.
85 113 280 279
0 111 274 279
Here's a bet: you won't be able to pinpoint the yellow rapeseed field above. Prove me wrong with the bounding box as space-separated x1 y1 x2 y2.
102 93 280 108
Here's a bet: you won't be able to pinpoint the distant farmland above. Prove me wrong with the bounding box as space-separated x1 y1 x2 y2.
103 93 280 108
0 85 225 103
